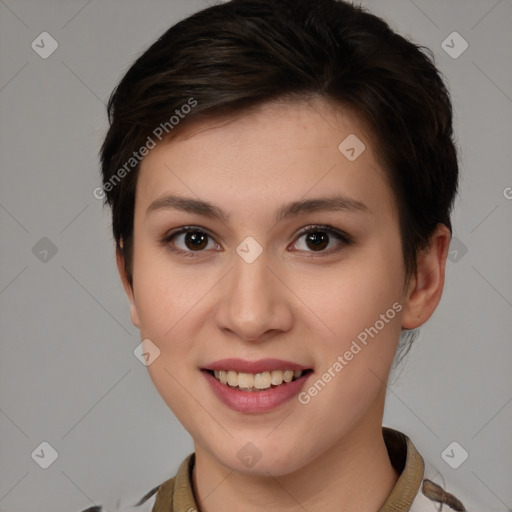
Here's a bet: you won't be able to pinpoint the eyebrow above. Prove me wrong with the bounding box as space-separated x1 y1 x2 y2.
146 193 369 223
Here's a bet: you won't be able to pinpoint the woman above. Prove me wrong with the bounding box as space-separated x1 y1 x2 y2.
85 0 466 510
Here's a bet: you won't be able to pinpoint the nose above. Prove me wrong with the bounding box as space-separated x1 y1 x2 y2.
214 248 293 343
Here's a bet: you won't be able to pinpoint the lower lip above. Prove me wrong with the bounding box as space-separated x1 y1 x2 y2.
202 370 313 413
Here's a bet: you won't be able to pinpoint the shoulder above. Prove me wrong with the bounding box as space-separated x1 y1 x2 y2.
78 482 162 512
411 474 466 511
411 451 475 511
77 455 191 512
383 428 472 511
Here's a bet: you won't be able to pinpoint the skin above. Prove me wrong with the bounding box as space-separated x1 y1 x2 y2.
117 97 450 512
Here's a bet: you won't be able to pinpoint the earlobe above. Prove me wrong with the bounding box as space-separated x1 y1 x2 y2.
401 224 451 330
128 302 141 329
115 245 141 328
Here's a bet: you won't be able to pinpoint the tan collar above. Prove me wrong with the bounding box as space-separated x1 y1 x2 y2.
152 427 425 512
379 427 425 511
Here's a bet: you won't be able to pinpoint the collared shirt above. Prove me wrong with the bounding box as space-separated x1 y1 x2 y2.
80 427 466 512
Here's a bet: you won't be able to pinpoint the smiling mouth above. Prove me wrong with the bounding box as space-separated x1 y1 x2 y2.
203 368 314 392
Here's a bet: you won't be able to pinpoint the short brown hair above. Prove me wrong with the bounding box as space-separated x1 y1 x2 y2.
100 0 459 289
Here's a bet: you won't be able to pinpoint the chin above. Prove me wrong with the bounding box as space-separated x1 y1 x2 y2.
213 441 312 477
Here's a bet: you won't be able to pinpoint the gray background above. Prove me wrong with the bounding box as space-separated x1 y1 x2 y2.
0 0 511 511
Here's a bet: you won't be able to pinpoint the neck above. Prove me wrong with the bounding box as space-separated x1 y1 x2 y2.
192 394 398 512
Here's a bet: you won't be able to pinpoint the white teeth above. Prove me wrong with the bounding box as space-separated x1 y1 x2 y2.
238 372 255 389
227 370 238 387
254 371 271 389
271 370 284 385
283 370 294 383
210 369 304 390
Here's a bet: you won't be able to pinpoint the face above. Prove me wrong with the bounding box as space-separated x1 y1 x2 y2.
124 98 411 476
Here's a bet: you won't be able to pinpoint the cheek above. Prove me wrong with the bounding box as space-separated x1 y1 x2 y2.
299 237 405 373
132 260 206 425
308 254 403 334
131 237 207 339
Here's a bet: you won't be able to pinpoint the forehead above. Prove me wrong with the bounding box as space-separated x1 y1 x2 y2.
136 98 397 224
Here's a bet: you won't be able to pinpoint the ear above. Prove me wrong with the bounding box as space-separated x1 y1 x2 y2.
401 224 451 329
116 244 141 328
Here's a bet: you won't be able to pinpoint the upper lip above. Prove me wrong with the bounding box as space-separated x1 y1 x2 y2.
202 358 311 374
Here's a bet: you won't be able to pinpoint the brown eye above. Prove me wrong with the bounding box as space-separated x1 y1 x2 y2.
183 231 209 250
304 231 329 251
161 227 220 256
291 225 352 254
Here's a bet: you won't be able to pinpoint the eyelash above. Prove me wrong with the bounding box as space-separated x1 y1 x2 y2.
159 224 353 258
